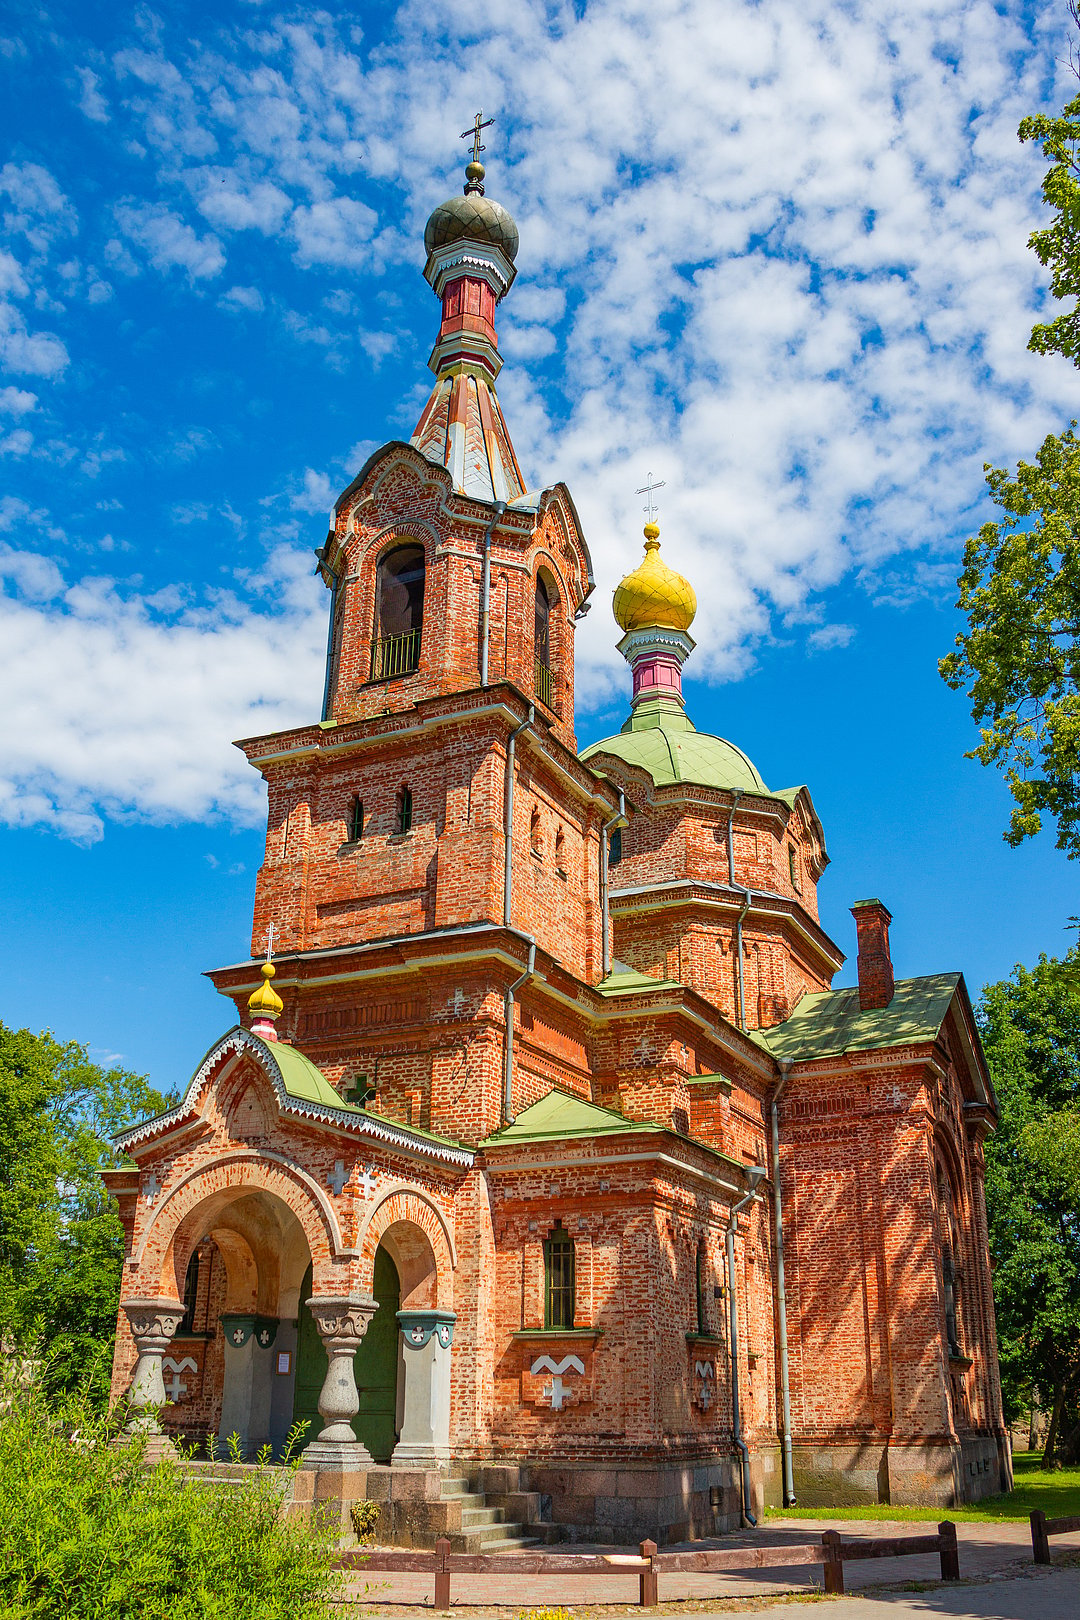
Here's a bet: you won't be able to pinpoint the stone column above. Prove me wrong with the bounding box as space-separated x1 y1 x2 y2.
219 1314 278 1457
120 1297 186 1460
301 1293 377 1468
392 1309 456 1466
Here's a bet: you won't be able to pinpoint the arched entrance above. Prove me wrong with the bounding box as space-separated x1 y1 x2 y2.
294 1245 402 1462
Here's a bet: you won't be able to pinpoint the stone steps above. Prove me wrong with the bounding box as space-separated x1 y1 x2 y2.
439 1468 545 1553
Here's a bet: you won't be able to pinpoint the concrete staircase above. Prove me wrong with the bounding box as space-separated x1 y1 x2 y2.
441 1465 554 1553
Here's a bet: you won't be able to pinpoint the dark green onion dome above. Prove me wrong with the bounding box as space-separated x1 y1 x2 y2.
581 698 769 794
424 182 519 264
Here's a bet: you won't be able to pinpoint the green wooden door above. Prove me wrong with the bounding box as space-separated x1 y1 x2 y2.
293 1249 401 1463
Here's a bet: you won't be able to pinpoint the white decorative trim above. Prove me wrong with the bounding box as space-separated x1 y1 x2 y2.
114 1027 474 1169
355 1179 459 1270
530 1354 584 1376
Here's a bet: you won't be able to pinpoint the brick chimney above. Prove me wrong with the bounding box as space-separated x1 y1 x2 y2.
850 899 894 1010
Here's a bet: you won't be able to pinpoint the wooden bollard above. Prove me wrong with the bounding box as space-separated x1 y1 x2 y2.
639 1538 658 1607
938 1520 960 1580
434 1536 451 1610
822 1528 844 1594
1030 1508 1051 1565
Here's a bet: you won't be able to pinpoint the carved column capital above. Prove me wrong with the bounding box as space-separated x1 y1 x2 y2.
119 1297 185 1456
301 1292 378 1469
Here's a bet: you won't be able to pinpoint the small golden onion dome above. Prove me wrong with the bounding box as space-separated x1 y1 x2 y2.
248 961 283 1023
612 524 697 633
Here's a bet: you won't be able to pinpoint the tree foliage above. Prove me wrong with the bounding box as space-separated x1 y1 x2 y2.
0 1020 171 1403
0 1383 342 1619
978 951 1080 1461
941 43 1080 856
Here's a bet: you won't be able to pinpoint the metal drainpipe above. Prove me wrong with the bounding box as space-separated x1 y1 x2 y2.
479 500 506 688
503 940 536 1124
726 789 750 1029
771 1059 797 1506
727 1170 764 1527
600 790 627 977
320 569 339 721
503 705 535 928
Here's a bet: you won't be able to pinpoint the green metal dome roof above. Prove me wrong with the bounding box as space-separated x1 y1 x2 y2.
580 698 769 794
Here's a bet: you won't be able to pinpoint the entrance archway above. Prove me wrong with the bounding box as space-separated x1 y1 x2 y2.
294 1245 402 1462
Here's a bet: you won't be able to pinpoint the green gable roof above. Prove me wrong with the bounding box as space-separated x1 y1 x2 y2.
595 967 686 997
752 973 961 1064
270 1041 363 1113
481 1089 655 1146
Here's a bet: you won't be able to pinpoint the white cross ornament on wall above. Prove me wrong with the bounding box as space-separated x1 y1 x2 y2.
357 1166 377 1200
543 1374 570 1410
327 1160 348 1196
142 1172 161 1203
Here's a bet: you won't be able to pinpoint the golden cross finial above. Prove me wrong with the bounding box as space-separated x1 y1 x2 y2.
635 472 666 523
461 110 494 165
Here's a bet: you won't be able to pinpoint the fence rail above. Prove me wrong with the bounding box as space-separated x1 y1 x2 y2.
340 1522 961 1609
371 628 421 681
1030 1507 1080 1564
535 657 554 709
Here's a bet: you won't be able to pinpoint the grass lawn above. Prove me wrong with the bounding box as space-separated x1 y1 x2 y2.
764 1451 1080 1523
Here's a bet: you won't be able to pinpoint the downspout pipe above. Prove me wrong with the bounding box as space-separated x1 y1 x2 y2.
726 790 750 1029
503 940 536 1124
728 1165 766 1528
479 500 506 689
503 704 534 928
320 569 339 722
771 1059 797 1507
600 790 627 977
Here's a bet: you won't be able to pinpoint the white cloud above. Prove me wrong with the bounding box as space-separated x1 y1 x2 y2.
115 203 225 281
289 197 379 268
0 543 325 842
187 169 291 234
76 67 109 123
0 302 69 376
219 283 265 313
0 386 36 414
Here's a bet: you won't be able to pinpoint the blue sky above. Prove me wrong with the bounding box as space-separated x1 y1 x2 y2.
0 0 1075 1096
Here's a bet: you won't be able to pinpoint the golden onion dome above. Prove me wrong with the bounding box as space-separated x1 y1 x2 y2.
248 960 283 1024
612 524 697 634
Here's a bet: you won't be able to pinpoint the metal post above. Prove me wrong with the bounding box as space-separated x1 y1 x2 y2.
822 1529 844 1594
638 1538 658 1606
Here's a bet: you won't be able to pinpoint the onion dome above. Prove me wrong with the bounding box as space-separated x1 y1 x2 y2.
424 161 519 264
613 524 697 633
248 960 283 1040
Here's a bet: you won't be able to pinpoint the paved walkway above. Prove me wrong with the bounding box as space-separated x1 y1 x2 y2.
340 1516 1080 1614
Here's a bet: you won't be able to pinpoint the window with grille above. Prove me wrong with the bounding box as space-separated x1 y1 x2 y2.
372 543 424 680
397 784 413 835
544 1223 575 1329
349 796 364 842
609 826 622 867
534 575 554 709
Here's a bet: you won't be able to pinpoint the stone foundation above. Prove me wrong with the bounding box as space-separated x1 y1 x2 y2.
791 1435 1012 1507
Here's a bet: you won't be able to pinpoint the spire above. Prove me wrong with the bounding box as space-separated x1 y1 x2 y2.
410 118 526 503
612 516 697 713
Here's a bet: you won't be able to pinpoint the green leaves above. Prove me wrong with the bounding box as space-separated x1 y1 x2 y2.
941 429 1080 856
978 952 1080 1444
0 1021 172 1406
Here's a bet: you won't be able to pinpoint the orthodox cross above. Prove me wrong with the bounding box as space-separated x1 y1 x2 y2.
327 1159 348 1197
544 1374 570 1411
162 1367 188 1402
265 920 275 963
635 472 666 522
143 1171 161 1203
461 111 494 164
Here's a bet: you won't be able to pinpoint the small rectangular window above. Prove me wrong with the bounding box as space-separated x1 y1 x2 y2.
398 785 413 835
608 827 622 867
544 1225 575 1329
349 796 364 842
788 843 802 894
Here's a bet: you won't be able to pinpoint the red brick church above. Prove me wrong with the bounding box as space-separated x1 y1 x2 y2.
106 139 1010 1543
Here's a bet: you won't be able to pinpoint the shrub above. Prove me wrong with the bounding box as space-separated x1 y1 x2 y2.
0 1381 344 1619
517 1610 578 1620
349 1499 382 1542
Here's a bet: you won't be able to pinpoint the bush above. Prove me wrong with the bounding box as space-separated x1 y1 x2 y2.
0 1382 344 1619
348 1499 381 1542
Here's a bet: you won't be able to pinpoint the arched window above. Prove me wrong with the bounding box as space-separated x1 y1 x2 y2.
554 825 565 873
530 804 542 855
372 543 424 680
397 784 413 835
787 842 802 894
534 575 553 709
608 827 623 867
181 1248 201 1332
349 795 364 843
544 1221 575 1329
